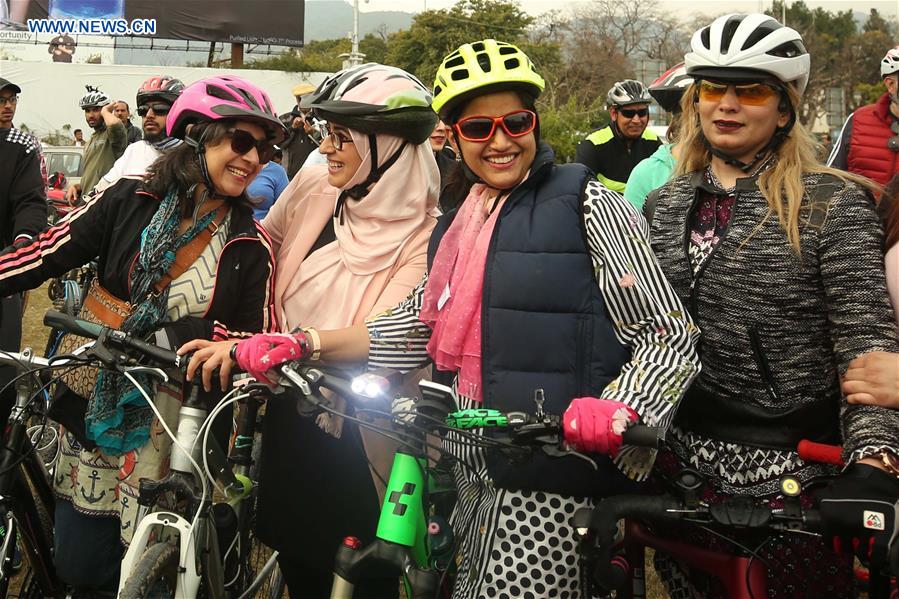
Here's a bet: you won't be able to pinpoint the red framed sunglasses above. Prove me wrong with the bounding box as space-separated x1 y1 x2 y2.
453 109 537 142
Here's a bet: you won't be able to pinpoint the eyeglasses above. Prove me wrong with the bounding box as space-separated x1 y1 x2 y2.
697 80 781 106
618 107 649 119
0 95 19 106
325 127 354 151
453 110 537 142
137 103 170 117
226 128 276 164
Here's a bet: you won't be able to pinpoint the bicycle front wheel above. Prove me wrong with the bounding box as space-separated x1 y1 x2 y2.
118 542 180 599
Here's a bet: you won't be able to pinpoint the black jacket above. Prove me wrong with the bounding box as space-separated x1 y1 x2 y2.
0 176 277 337
575 123 660 193
0 128 47 247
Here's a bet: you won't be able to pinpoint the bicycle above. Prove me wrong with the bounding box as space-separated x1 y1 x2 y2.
0 346 69 599
43 310 282 598
571 428 899 599
268 363 604 598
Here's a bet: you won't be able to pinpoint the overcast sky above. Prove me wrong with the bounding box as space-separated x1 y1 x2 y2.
359 0 899 22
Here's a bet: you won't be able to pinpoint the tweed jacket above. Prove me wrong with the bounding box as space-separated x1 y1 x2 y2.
650 170 899 463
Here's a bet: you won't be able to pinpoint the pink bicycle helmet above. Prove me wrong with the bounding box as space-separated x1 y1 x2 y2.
167 75 287 143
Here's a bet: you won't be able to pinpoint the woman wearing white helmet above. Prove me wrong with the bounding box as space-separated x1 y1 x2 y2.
647 13 899 597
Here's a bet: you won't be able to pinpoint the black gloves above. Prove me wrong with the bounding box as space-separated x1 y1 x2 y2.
818 463 899 569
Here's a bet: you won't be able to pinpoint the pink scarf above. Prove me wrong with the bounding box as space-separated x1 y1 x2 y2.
420 184 504 402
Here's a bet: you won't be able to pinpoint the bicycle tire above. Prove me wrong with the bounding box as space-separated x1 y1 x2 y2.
242 415 286 599
118 541 180 599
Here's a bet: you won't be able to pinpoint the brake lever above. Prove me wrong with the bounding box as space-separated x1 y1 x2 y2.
125 366 170 384
542 444 599 471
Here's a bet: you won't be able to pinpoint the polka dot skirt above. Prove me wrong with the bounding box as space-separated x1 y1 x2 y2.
447 395 596 599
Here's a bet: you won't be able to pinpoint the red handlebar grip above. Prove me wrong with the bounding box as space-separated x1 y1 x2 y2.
797 440 844 466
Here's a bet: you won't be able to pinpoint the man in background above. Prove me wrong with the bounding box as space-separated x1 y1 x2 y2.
114 99 143 145
280 82 319 180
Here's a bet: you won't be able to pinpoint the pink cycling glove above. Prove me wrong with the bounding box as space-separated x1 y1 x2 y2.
233 332 310 385
562 397 639 457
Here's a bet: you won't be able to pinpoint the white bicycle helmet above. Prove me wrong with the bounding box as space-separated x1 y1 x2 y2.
685 13 810 96
606 79 651 107
881 46 899 77
79 85 110 109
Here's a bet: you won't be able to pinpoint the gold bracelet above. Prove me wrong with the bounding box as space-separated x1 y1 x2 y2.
304 327 322 361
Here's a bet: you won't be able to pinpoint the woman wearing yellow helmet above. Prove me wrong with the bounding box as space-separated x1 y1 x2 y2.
218 40 701 596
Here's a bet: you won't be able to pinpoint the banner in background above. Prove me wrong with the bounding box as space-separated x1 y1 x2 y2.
2 0 304 46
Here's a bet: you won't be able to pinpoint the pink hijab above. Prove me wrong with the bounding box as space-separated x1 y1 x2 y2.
264 130 439 331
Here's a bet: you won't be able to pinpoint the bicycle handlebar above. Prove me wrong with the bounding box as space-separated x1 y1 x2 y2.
43 310 182 369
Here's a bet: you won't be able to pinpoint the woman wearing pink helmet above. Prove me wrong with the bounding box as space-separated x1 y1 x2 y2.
182 63 440 598
0 75 284 595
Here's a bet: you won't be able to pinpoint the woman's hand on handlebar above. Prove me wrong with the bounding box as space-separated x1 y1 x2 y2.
562 397 639 457
231 332 312 385
178 339 237 392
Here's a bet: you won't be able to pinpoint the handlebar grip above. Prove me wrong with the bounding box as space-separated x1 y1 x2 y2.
797 440 843 466
44 310 105 340
621 425 664 449
121 336 181 369
315 371 357 399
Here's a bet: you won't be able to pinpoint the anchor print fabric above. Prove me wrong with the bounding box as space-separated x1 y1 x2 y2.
52 216 228 545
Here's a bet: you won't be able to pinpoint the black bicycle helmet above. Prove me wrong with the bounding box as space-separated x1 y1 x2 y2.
301 63 437 145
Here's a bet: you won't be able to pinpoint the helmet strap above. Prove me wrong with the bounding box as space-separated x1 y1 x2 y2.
334 134 408 224
186 125 220 198
701 108 795 174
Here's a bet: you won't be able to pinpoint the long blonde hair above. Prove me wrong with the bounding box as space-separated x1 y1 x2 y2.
676 83 880 253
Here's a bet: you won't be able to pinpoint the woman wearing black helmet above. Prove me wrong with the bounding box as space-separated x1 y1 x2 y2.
202 40 700 597
648 13 899 597
183 63 441 597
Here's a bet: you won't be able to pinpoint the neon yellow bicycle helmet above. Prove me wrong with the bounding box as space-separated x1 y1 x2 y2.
432 39 545 121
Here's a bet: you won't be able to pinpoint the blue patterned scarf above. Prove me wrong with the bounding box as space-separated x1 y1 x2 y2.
85 187 221 456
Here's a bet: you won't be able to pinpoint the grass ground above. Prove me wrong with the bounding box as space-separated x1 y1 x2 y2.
17 283 668 598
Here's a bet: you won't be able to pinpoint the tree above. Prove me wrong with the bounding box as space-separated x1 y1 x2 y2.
386 0 535 84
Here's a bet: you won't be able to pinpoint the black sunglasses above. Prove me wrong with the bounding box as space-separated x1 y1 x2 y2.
227 128 276 164
137 103 171 117
618 107 649 119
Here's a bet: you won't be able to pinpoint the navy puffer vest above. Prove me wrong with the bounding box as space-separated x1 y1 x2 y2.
428 145 632 498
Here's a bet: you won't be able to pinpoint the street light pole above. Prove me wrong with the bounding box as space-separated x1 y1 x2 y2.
340 0 366 68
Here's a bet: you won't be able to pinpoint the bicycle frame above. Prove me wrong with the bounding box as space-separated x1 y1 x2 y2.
332 450 436 599
0 349 65 598
118 383 258 599
574 430 898 599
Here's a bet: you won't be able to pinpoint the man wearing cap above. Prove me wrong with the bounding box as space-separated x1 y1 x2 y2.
92 76 185 195
48 34 76 62
828 46 899 188
0 77 48 425
279 82 320 180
